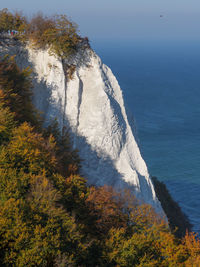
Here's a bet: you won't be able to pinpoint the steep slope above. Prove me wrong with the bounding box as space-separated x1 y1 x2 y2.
0 38 163 215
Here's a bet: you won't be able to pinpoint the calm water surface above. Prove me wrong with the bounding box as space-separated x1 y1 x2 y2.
93 40 200 233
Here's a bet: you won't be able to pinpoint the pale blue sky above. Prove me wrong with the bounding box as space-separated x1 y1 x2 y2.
1 0 200 42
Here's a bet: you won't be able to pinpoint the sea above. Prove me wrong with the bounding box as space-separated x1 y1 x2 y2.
93 39 200 233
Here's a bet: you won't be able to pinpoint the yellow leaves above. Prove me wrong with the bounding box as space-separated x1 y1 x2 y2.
1 34 199 266
182 231 200 266
184 231 200 255
0 104 15 144
102 187 196 266
1 122 58 175
28 175 62 212
63 174 88 208
0 171 81 266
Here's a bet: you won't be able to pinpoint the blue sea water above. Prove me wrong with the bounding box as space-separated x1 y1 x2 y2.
93 39 200 233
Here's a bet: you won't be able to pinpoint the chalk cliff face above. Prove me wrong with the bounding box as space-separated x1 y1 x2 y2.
0 39 163 215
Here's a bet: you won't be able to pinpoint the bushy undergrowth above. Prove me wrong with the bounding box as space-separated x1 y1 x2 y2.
0 40 200 267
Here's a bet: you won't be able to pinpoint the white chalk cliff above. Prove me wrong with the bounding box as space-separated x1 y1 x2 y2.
0 38 163 215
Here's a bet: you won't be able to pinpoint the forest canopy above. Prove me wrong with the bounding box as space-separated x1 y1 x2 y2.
0 10 200 266
0 53 200 267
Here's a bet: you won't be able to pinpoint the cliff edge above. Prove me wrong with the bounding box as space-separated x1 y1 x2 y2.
0 37 164 215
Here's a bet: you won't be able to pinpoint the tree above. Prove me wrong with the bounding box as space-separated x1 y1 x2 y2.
0 175 82 266
0 104 15 145
0 8 27 33
27 13 56 48
0 56 40 127
183 231 200 266
86 185 127 236
0 122 57 176
27 13 80 59
47 15 79 59
0 8 14 33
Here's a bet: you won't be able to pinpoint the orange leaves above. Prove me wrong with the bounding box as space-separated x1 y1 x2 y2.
86 185 127 235
0 49 200 266
184 231 200 255
183 231 200 266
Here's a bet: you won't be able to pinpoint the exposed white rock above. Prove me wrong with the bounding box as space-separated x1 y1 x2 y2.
0 38 164 215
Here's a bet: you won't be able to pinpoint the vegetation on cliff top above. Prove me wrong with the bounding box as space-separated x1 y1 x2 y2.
0 9 27 34
0 8 200 265
0 51 200 266
0 9 87 59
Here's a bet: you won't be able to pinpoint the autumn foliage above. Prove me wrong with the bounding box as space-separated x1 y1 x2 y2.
0 8 27 34
0 38 200 267
27 13 80 59
0 55 40 126
0 9 81 60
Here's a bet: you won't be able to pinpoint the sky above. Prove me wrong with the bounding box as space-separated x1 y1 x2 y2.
1 0 200 44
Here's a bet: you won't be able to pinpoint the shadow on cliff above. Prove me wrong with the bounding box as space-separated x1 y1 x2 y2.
1 40 158 211
30 76 155 209
32 78 157 211
164 179 200 226
63 46 93 71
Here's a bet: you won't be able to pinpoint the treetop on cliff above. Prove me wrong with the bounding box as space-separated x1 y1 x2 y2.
0 9 89 59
